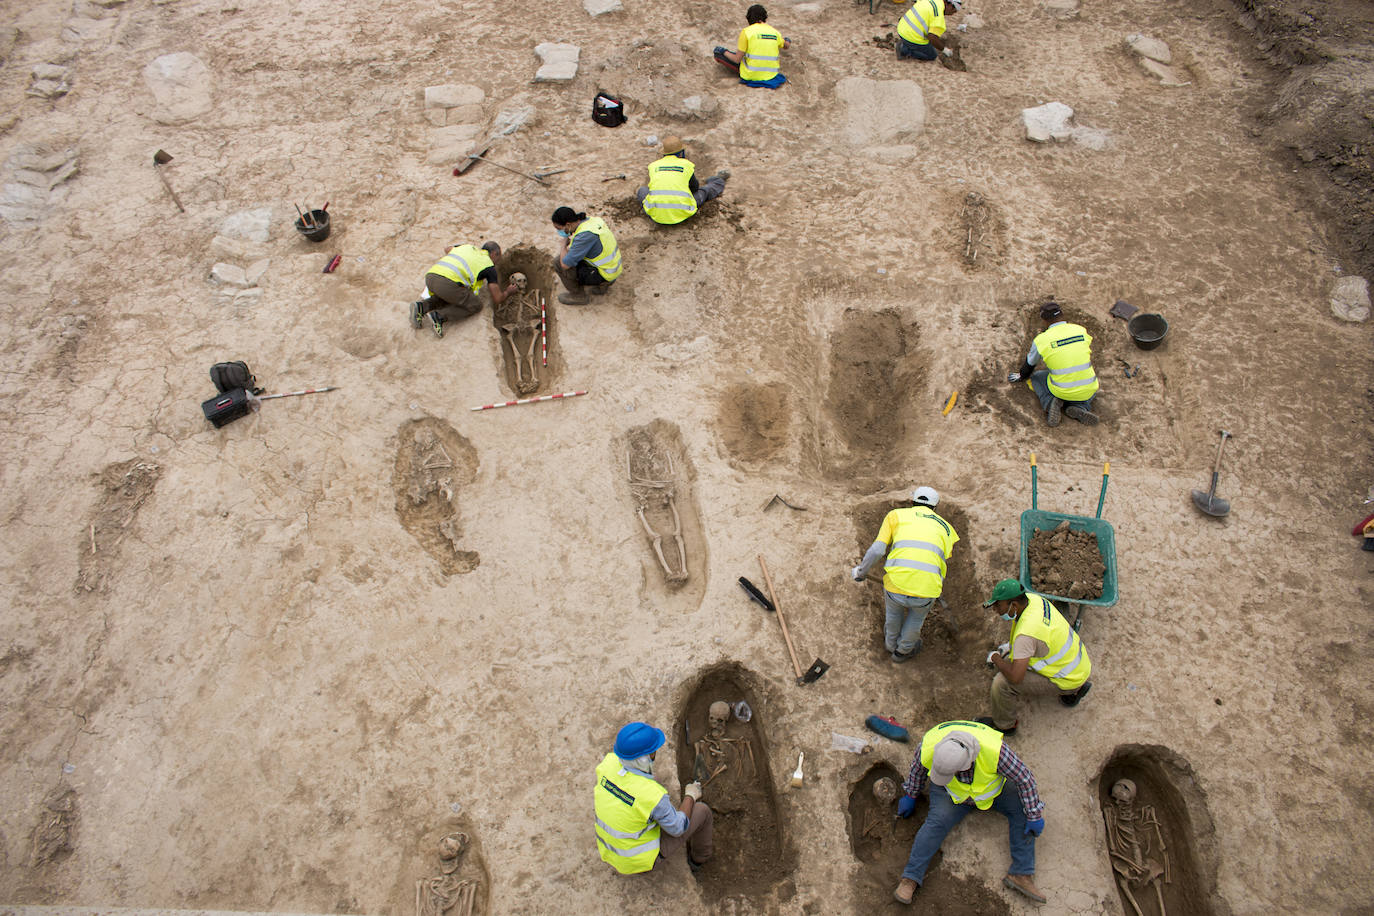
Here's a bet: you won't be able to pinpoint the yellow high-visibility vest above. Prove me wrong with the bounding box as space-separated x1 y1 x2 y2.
919 721 1006 809
739 22 785 81
1033 323 1099 401
593 753 665 874
897 0 944 45
572 217 623 281
880 506 959 598
427 244 493 292
1011 593 1091 690
643 155 698 225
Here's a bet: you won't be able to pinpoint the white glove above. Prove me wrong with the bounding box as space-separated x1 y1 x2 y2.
943 47 954 57
999 642 1010 657
851 565 866 582
986 649 999 666
1007 371 1022 384
684 781 703 801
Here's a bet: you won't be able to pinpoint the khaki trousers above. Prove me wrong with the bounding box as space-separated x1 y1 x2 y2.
990 671 1077 729
656 802 713 866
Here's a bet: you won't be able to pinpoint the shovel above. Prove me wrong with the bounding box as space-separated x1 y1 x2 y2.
1191 430 1232 517
152 149 185 213
757 556 829 685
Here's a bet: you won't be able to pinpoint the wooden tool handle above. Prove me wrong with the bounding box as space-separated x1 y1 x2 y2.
1212 431 1230 475
758 555 803 679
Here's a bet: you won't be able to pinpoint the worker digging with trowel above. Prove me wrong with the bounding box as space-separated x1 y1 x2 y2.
411 241 518 339
551 206 623 305
594 722 714 875
977 577 1093 736
1007 301 1101 427
850 487 959 663
894 0 963 62
638 137 730 226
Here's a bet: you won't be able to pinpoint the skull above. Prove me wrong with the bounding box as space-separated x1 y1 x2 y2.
872 777 898 805
1111 779 1137 804
438 831 468 861
708 701 731 736
510 272 528 291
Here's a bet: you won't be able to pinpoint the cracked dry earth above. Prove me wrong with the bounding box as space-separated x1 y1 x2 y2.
0 0 1371 913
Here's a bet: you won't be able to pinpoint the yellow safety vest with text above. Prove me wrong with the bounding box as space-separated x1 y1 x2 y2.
428 245 492 293
920 721 1006 809
593 753 665 874
644 155 698 225
1011 593 1091 690
1033 322 1099 401
739 22 785 81
880 506 959 598
897 0 945 46
573 217 623 281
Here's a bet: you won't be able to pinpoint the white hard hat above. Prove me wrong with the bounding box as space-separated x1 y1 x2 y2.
912 486 940 506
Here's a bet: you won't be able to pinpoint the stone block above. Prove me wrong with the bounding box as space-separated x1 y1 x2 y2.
220 208 272 243
1137 57 1190 86
424 84 484 109
210 262 248 287
583 0 622 15
1331 276 1370 322
1022 101 1074 142
494 104 535 135
61 17 114 42
1125 33 1172 63
835 77 926 146
427 124 481 164
143 52 212 123
534 43 580 82
246 258 270 286
1042 0 1079 18
209 234 250 261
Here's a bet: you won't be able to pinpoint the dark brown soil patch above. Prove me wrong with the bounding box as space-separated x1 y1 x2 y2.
824 309 922 474
1097 745 1224 916
955 190 1005 270
1027 520 1105 600
30 784 77 865
391 418 480 576
676 662 792 907
621 420 708 604
848 762 916 864
716 380 790 466
493 245 556 396
76 458 161 594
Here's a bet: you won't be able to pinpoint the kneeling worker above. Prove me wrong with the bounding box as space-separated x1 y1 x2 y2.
894 720 1047 906
410 241 517 339
594 722 713 874
551 206 623 305
1007 301 1101 427
638 137 729 226
979 578 1093 735
714 4 790 89
895 0 962 61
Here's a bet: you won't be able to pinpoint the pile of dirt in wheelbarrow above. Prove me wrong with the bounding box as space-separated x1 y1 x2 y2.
1028 521 1105 600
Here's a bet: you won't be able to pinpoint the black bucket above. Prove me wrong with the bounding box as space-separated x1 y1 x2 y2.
295 209 330 242
1127 312 1168 350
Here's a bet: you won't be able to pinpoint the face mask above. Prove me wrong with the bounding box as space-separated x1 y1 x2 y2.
556 229 570 238
1000 612 1016 621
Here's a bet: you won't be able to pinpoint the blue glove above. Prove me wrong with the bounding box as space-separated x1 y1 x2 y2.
897 796 917 818
1024 817 1044 837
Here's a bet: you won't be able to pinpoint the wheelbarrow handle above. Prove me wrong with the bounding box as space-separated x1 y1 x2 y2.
1030 452 1037 511
1096 462 1110 519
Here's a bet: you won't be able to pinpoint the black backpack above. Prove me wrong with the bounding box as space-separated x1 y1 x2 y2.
592 91 626 127
210 361 263 395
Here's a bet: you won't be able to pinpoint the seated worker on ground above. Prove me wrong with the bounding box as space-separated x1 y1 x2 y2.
714 4 790 89
410 241 516 340
637 137 730 226
895 0 962 61
1006 301 1101 427
551 206 623 305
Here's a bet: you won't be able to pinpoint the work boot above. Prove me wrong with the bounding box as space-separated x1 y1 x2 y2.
558 290 589 305
410 300 427 328
976 715 1017 736
688 855 706 875
1003 874 1047 904
891 640 922 663
1046 399 1062 427
427 311 445 339
1060 681 1092 707
893 877 918 904
1064 404 1099 426
589 283 609 296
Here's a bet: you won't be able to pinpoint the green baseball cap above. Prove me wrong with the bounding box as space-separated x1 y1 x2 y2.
982 578 1026 607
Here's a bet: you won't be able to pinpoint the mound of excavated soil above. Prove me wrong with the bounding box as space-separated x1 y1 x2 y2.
1028 521 1105 600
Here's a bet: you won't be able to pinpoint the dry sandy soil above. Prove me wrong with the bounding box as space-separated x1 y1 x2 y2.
1 0 1371 913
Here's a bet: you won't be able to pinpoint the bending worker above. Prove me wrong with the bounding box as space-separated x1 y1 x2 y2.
551 206 623 305
714 4 790 89
638 137 729 226
978 578 1092 735
893 720 1047 906
1007 301 1100 426
594 722 713 875
895 0 962 61
411 241 517 339
850 487 959 663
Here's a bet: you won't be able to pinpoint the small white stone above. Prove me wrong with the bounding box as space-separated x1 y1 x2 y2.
963 12 986 27
1022 101 1075 142
424 84 484 110
220 208 272 243
1331 275 1370 322
534 42 580 82
583 0 622 16
245 258 270 286
1137 57 1190 86
210 263 248 287
1125 33 1172 64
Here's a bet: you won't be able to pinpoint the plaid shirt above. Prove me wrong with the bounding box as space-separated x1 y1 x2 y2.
903 742 1045 820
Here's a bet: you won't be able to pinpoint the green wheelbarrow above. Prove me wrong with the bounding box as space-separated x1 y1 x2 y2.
1017 453 1119 631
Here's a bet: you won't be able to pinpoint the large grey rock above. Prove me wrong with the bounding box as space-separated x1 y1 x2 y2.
1125 33 1171 63
209 263 249 287
1022 101 1074 142
220 207 272 243
534 43 580 82
835 77 926 146
425 84 483 109
1331 276 1371 322
583 0 622 15
28 63 71 98
143 52 212 123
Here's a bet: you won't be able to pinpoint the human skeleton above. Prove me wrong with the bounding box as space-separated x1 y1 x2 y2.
1103 778 1170 916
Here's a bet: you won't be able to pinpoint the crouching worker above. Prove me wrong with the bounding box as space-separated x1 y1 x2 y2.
595 722 713 875
410 241 517 339
552 206 623 305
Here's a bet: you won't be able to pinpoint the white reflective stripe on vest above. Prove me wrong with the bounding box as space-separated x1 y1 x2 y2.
1048 362 1095 386
902 5 932 37
648 190 695 211
439 252 475 286
595 816 653 840
886 557 942 575
744 53 780 66
592 250 619 269
597 834 660 858
892 539 947 559
1030 636 1084 677
971 781 1004 802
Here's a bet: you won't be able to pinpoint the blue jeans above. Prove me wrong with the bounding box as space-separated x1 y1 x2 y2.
897 36 938 60
1030 370 1096 415
884 591 933 655
902 786 1036 884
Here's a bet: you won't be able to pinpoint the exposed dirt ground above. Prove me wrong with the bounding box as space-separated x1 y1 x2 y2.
0 0 1371 913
